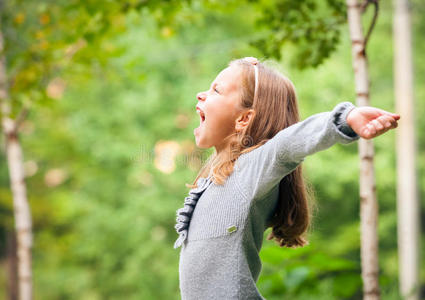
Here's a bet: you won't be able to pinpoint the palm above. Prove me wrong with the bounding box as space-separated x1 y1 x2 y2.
347 106 400 139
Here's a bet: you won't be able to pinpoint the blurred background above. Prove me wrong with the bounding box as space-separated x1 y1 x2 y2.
0 0 424 299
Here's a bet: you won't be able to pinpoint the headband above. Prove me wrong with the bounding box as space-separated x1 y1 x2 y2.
243 57 259 102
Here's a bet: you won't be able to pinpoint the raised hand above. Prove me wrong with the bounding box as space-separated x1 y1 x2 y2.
346 106 400 139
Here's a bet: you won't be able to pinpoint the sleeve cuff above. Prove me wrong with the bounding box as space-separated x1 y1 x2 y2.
332 102 360 141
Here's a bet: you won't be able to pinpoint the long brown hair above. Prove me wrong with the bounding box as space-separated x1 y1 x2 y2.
187 58 315 248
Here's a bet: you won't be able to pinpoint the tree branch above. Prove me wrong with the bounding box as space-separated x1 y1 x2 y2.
361 0 379 48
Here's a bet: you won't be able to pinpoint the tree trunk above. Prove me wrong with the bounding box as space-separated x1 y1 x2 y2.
346 1 380 299
393 0 420 299
6 230 18 300
0 28 33 300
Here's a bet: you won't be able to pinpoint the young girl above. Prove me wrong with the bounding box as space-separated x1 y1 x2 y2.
173 57 400 300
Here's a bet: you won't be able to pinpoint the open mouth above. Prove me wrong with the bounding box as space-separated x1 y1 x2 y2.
196 107 206 123
194 106 206 137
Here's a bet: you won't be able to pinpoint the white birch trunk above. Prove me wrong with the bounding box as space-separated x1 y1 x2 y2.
346 1 380 299
393 0 420 299
0 29 33 300
6 230 18 300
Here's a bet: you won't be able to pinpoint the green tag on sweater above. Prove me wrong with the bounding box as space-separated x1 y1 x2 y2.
227 225 237 233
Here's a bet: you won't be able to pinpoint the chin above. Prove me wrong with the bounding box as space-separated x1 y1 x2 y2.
194 137 210 149
195 142 209 149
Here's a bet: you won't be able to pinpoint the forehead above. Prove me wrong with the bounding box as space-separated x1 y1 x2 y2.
212 66 241 92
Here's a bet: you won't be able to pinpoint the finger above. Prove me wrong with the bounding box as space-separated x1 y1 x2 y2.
382 112 400 120
362 128 372 139
378 115 394 128
367 123 376 135
379 117 398 133
371 119 384 131
377 115 390 122
388 117 399 128
375 108 401 120
365 127 379 139
383 112 400 121
377 115 391 124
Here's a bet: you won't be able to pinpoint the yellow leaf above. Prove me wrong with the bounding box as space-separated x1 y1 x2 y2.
35 30 45 39
161 26 173 38
39 13 50 25
40 40 49 50
14 13 25 25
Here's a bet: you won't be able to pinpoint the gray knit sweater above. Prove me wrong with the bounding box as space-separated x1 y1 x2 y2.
174 102 360 300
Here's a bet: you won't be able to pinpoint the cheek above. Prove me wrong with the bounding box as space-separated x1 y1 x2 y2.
207 99 238 126
208 108 235 133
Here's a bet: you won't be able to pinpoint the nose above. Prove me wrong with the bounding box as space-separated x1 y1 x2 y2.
196 91 206 102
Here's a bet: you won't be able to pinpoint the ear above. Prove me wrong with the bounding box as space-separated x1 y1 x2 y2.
235 109 255 132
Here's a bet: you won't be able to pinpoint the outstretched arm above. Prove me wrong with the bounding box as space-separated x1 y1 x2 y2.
235 102 400 200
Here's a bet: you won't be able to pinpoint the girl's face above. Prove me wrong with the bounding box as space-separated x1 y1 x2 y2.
194 66 243 153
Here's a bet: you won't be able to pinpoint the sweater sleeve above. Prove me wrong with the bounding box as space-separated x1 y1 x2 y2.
234 101 360 200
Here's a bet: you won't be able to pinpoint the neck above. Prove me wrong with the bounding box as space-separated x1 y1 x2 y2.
214 134 237 158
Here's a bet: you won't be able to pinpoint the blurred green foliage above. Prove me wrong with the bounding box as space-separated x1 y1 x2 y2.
1 0 424 299
251 0 347 68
